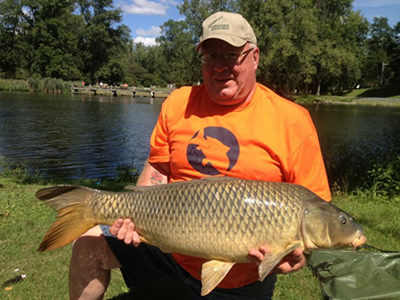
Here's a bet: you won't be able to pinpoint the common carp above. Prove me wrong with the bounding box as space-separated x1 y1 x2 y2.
36 177 366 296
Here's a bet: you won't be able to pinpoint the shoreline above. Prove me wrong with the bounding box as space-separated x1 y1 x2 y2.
295 97 400 107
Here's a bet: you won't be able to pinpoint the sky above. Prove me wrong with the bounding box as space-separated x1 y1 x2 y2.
116 0 400 47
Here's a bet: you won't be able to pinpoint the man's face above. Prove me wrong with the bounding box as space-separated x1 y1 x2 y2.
200 39 259 106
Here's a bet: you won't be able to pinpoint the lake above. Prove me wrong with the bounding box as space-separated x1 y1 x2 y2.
1 92 399 186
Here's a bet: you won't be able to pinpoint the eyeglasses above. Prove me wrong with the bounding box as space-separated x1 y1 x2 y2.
198 48 255 65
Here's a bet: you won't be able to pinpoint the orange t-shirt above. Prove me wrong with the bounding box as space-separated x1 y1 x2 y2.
148 83 331 289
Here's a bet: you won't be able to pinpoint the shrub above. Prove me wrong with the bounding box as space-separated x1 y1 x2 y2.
0 157 43 184
115 165 138 183
368 153 400 197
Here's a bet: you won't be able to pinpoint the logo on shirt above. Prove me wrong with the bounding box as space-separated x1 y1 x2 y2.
186 126 239 175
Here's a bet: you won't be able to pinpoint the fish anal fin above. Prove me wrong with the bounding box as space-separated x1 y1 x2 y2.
38 204 96 252
201 260 235 296
258 242 302 281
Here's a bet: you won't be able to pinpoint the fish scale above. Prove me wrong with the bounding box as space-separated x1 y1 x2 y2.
109 179 301 260
36 177 366 296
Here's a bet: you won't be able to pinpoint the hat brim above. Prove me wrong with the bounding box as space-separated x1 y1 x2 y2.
195 35 248 52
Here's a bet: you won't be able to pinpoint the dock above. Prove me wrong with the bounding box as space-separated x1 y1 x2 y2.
71 87 170 98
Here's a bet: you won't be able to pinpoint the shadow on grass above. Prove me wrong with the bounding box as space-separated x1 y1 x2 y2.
356 87 400 98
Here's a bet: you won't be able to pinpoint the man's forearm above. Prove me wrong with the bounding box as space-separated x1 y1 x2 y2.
136 160 169 186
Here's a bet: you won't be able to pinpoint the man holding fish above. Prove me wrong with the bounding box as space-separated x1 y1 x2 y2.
68 11 333 300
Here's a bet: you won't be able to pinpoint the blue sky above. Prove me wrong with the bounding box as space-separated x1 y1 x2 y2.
116 0 400 46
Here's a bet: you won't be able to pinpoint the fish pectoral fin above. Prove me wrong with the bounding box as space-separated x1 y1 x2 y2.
258 242 302 281
201 260 235 296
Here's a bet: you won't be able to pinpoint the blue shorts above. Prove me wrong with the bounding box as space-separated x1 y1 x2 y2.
100 225 276 299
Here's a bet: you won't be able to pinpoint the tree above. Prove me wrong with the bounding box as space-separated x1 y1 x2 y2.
122 43 156 86
240 0 321 96
0 0 28 78
77 0 131 84
179 0 238 43
311 0 369 95
157 20 198 86
22 0 84 79
238 0 369 96
363 17 395 87
389 22 400 87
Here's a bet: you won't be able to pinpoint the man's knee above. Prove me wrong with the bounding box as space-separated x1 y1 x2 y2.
71 225 121 270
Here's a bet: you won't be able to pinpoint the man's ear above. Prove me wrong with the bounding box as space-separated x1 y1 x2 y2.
252 47 260 70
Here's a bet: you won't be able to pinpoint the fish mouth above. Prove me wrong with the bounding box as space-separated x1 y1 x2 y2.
351 233 367 250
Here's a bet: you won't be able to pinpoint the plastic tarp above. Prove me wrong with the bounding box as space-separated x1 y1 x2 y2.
308 248 400 300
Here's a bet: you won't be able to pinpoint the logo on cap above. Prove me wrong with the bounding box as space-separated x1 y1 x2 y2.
211 24 229 31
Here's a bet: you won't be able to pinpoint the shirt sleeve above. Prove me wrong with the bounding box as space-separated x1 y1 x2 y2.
148 101 170 164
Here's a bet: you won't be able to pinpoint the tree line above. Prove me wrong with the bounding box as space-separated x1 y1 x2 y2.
0 0 399 96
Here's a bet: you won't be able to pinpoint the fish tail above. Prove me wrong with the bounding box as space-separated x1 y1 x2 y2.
36 186 98 252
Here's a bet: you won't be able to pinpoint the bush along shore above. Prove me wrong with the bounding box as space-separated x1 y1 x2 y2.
0 78 172 98
0 78 79 94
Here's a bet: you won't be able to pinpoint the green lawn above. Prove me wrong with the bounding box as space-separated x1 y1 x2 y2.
294 87 400 105
0 177 399 299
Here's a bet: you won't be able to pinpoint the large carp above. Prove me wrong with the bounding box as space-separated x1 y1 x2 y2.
36 177 366 296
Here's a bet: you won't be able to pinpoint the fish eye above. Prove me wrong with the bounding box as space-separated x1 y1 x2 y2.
339 215 347 225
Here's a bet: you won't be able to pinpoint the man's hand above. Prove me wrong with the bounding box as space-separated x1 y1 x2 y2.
109 218 141 247
247 246 306 274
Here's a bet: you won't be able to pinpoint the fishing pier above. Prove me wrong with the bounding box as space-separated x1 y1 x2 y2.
71 86 171 98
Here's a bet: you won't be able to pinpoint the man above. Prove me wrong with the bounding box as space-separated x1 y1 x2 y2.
70 11 331 299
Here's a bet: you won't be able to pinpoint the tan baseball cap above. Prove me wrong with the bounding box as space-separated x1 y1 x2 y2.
196 11 257 51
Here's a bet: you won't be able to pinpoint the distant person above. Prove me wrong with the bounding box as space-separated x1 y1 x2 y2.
150 86 155 98
69 11 331 300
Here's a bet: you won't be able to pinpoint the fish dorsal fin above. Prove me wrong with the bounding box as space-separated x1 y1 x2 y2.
201 260 235 296
124 185 136 190
258 242 302 281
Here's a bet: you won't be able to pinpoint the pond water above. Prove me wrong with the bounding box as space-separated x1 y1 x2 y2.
1 92 399 185
0 92 161 179
305 103 400 186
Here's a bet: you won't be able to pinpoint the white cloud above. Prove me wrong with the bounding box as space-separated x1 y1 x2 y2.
136 26 161 36
133 36 159 46
122 0 168 15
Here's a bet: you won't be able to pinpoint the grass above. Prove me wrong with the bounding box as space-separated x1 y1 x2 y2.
294 87 400 106
0 79 30 92
0 177 399 300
